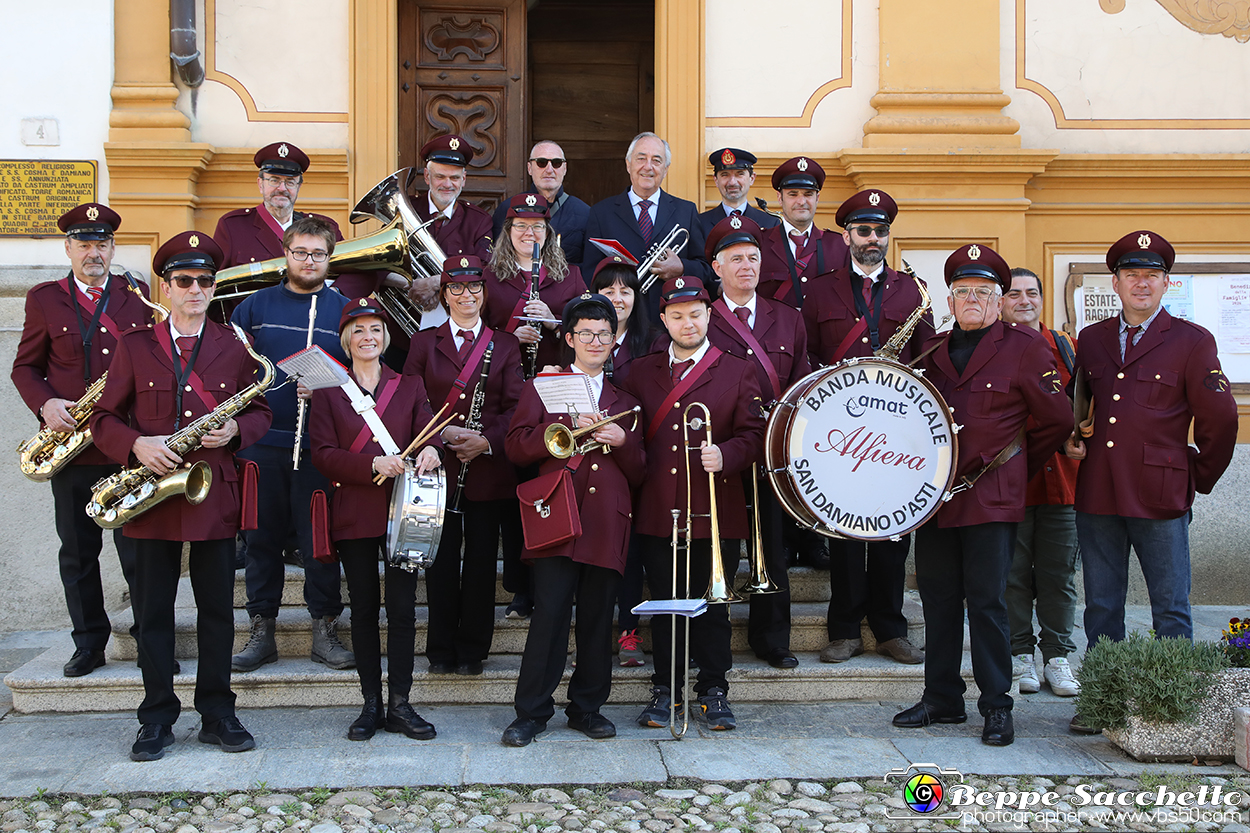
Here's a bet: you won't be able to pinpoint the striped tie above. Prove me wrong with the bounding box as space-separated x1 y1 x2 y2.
637 199 654 244
85 287 103 304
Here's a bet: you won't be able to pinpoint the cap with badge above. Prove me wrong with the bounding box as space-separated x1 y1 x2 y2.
254 142 310 177
1106 230 1175 274
705 214 763 260
420 134 475 168
836 189 898 228
771 156 825 191
944 243 1011 290
58 203 121 240
338 296 391 332
440 254 485 285
505 192 549 219
709 147 757 172
659 275 712 311
152 231 225 277
561 292 618 334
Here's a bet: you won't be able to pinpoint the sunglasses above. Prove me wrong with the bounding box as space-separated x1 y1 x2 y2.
850 225 889 239
529 157 565 169
169 276 216 289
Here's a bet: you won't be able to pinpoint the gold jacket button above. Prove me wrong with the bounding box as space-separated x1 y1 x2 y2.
1117 372 1125 379
588 487 597 494
747 349 753 355
1113 394 1121 401
1106 440 1114 448
1155 374 1161 380
671 445 678 452
591 463 599 471
861 337 868 343
671 424 678 431
801 277 808 282
184 462 192 469
670 467 677 475
63 326 68 332
986 383 992 388
220 383 227 388
102 348 109 355
148 381 154 387
1109 417 1117 424
185 385 193 392
100 326 107 333
184 410 193 417
459 393 466 400
673 401 680 409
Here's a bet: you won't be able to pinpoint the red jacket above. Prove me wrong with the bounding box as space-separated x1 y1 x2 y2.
1025 327 1080 507
706 297 810 404
757 225 848 309
1072 310 1238 519
482 264 587 371
12 273 155 467
802 264 935 368
309 365 440 541
213 206 347 269
505 371 646 573
402 323 524 502
89 321 273 540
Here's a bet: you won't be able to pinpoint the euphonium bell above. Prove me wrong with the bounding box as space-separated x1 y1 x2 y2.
542 407 641 458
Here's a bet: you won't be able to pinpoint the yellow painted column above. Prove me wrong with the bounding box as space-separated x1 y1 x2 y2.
349 0 399 237
654 0 705 202
109 0 191 142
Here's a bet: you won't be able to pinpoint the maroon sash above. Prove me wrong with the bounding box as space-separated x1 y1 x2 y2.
153 325 219 411
61 278 125 341
441 325 494 412
256 204 287 243
645 346 723 442
504 266 546 334
829 317 871 364
347 375 403 454
713 299 781 401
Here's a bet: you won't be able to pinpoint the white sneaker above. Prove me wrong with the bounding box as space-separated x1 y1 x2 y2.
1044 657 1080 697
1014 654 1040 693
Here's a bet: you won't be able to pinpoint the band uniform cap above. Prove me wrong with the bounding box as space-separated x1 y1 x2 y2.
771 156 825 192
440 254 485 285
709 147 757 172
1106 230 1175 273
659 275 711 311
561 292 618 335
420 134 475 168
705 214 764 261
338 296 391 332
505 192 550 220
153 231 224 277
58 203 121 240
253 142 309 177
944 243 1010 290
592 253 639 282
836 189 898 228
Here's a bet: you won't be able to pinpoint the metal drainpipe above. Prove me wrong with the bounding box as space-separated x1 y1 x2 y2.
170 0 205 87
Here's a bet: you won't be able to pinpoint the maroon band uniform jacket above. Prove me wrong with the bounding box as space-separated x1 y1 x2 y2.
90 322 273 540
707 298 811 403
802 264 935 367
1072 309 1237 520
213 206 348 269
309 365 441 541
757 225 848 309
505 371 646 573
482 265 587 371
12 273 155 467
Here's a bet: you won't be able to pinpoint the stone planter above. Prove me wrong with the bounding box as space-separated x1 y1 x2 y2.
1106 668 1250 762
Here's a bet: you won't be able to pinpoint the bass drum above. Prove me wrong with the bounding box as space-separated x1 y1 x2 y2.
765 357 957 541
386 464 445 571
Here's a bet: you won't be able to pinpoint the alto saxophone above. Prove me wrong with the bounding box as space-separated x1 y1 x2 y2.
875 259 946 363
86 324 276 530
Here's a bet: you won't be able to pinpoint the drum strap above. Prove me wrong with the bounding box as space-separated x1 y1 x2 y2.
646 346 723 442
948 425 1027 498
713 299 781 401
345 376 402 455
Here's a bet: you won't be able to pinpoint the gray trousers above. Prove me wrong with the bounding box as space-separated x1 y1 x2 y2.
1005 504 1079 662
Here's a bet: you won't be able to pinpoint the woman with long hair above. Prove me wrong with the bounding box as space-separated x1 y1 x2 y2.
589 258 654 385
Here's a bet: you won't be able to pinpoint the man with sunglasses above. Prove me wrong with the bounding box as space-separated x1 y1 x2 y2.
698 148 779 239
90 232 272 761
228 216 355 674
804 189 935 665
492 140 590 265
756 156 848 310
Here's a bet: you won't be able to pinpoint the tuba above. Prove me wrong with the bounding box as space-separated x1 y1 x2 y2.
86 324 277 529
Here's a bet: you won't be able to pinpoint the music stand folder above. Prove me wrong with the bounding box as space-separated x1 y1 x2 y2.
632 599 708 618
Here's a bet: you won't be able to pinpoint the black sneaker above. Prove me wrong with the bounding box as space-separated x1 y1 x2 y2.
696 687 736 731
198 716 256 752
129 724 174 762
637 685 682 728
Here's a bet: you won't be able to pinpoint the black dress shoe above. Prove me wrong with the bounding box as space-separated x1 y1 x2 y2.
455 660 484 676
798 542 830 570
198 715 256 752
502 717 546 747
64 648 105 678
567 711 616 739
762 648 799 669
385 694 436 740
982 707 1014 746
129 724 174 762
428 661 456 674
892 701 968 728
348 694 385 741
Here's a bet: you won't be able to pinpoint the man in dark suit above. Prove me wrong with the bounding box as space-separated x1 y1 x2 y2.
698 148 780 239
757 156 848 309
492 140 590 265
623 275 765 732
12 203 153 678
1064 232 1237 732
892 244 1071 747
803 189 934 666
582 132 712 321
90 232 273 762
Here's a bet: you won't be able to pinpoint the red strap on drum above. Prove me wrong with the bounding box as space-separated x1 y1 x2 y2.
645 347 723 442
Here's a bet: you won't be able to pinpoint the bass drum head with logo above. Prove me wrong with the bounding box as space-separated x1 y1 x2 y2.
386 466 446 570
765 357 957 541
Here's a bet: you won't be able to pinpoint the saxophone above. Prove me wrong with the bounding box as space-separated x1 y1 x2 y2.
86 324 276 530
447 341 493 513
523 241 541 379
875 259 948 363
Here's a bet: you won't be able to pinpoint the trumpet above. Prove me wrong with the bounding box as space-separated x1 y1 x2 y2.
638 226 690 294
542 406 640 458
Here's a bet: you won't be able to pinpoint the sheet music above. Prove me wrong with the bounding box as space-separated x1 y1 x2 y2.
533 372 597 417
633 599 708 618
277 346 351 390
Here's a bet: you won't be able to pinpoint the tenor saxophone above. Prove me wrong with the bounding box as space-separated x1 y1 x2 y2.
86 324 276 530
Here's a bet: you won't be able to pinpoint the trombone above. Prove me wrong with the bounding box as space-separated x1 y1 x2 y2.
542 406 640 458
738 463 783 596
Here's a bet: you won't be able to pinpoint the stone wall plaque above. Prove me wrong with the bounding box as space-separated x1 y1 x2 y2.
0 160 97 238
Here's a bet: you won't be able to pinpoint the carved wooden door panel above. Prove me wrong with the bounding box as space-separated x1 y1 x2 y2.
398 0 526 215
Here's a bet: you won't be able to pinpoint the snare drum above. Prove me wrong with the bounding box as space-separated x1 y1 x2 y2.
386 464 445 571
765 357 957 541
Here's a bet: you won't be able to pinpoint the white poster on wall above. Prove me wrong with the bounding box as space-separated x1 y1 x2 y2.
1163 274 1196 321
1076 277 1120 333
1218 277 1250 354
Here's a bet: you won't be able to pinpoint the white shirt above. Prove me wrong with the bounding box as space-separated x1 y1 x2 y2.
426 195 456 221
781 217 815 258
451 318 483 352
667 338 712 381
169 320 206 355
74 276 106 299
722 294 758 329
628 188 661 225
852 261 885 285
720 202 747 217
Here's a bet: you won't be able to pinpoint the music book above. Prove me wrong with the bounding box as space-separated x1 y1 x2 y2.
633 599 708 618
588 238 640 265
533 371 597 417
277 346 351 390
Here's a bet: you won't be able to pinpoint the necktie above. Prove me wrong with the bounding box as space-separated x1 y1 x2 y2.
433 216 446 235
85 286 103 304
734 306 752 329
175 335 198 355
861 275 874 310
1123 325 1141 364
670 358 693 387
637 199 654 244
457 329 475 364
789 230 813 273
730 209 742 218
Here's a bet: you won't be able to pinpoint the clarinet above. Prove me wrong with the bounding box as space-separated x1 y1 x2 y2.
523 241 541 379
447 341 493 513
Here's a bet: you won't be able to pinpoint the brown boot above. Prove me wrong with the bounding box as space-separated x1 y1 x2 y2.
876 637 925 664
819 638 863 663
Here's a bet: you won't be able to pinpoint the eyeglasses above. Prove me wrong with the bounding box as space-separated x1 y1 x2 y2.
288 249 329 263
511 223 546 235
529 158 565 169
169 276 216 289
572 330 615 345
850 225 889 239
261 175 301 189
950 286 999 301
445 281 484 296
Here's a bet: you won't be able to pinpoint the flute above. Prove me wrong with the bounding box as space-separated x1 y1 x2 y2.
291 293 318 470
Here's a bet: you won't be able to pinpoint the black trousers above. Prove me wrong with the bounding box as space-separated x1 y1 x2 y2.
500 477 530 597
132 538 235 726
425 497 509 665
239 444 343 620
827 534 910 642
639 533 738 697
746 474 792 656
338 537 418 699
514 555 621 723
50 465 138 651
615 532 645 631
915 521 1016 716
